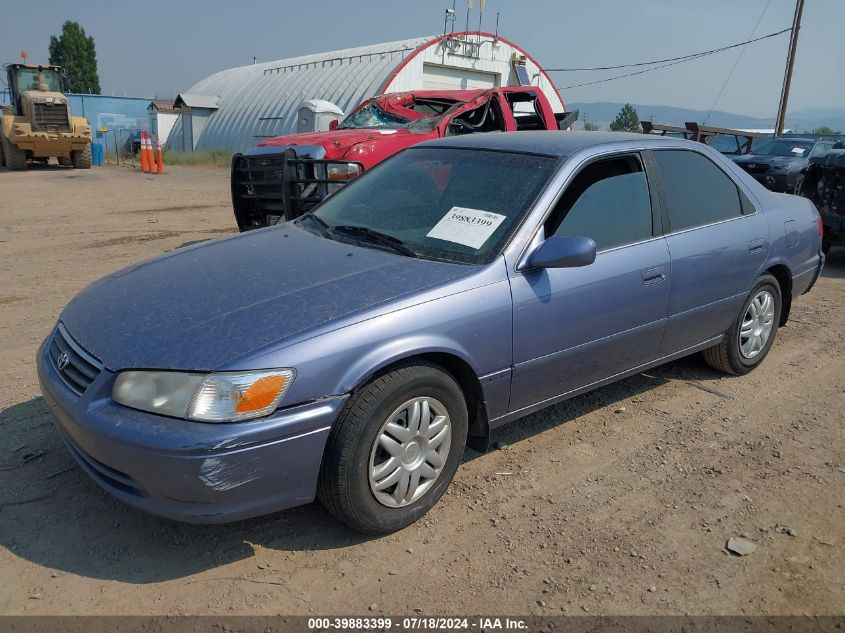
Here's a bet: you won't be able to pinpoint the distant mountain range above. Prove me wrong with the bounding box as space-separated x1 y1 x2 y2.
569 102 844 133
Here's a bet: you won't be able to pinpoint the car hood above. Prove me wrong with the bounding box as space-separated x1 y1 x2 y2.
733 154 798 167
60 225 472 371
257 128 417 158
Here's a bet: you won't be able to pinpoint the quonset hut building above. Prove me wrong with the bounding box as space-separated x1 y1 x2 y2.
170 31 565 154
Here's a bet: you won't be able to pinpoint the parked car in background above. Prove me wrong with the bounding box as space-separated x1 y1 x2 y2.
733 136 838 193
231 86 578 230
799 141 845 254
39 132 823 534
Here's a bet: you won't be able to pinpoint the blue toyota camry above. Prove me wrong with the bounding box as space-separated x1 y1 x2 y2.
38 132 824 533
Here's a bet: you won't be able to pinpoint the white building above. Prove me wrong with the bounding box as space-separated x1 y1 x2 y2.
147 100 181 146
171 31 565 153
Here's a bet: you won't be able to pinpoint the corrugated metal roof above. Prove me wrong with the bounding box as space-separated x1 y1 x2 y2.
179 36 431 153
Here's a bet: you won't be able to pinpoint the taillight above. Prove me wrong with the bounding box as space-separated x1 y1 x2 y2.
818 216 824 237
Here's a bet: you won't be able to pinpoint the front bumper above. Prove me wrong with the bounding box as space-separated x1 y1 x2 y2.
822 213 845 246
13 131 91 155
37 337 346 524
746 171 791 192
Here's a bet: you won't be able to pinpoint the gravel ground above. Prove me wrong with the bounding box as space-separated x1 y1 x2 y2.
0 163 842 616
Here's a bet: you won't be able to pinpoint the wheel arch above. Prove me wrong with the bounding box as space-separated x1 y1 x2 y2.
762 262 793 326
340 348 491 453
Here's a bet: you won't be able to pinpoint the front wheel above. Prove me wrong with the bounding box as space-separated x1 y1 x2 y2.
71 144 92 169
318 362 468 534
2 136 28 170
703 273 782 375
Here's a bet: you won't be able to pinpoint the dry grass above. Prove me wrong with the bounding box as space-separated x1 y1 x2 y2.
161 149 232 167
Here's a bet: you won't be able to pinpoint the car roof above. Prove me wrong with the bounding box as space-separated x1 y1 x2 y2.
419 130 696 158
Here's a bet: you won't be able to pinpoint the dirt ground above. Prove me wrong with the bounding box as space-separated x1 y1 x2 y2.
0 163 842 617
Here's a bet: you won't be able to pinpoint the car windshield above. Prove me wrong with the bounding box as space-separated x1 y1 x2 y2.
337 102 410 130
305 147 558 265
753 139 813 157
15 68 62 93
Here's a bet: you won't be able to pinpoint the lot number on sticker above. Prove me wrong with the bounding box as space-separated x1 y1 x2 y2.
426 207 506 249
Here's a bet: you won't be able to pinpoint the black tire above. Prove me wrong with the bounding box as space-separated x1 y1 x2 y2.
2 136 28 170
793 174 805 196
0 136 5 167
318 361 468 534
703 273 782 375
58 156 73 167
71 144 92 169
822 238 832 255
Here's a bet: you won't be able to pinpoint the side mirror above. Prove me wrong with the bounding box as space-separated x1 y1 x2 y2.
329 119 339 131
556 109 580 130
524 235 596 270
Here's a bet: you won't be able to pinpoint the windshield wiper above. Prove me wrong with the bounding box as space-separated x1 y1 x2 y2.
298 213 331 237
332 225 418 258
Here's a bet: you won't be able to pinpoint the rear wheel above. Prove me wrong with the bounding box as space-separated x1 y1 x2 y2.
0 136 5 167
703 273 781 375
71 144 92 169
1 136 28 170
318 362 468 534
58 156 73 167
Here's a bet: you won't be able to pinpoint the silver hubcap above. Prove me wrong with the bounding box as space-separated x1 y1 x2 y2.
739 289 775 359
368 396 451 508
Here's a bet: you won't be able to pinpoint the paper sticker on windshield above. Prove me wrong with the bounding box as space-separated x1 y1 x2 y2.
791 147 806 155
426 207 506 249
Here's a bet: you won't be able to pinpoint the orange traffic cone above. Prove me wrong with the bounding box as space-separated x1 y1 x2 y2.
147 134 157 174
140 133 149 173
155 136 164 174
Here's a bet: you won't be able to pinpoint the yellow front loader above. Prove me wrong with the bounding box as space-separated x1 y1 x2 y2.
1 63 92 170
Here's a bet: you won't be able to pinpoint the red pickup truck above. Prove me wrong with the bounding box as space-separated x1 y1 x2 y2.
231 86 577 230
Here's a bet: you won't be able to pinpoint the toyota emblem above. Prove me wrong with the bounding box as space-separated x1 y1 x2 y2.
748 163 756 169
56 352 70 371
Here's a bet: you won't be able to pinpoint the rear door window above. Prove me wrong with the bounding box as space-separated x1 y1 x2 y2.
652 150 746 232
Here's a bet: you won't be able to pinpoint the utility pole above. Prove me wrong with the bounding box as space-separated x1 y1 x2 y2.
775 0 804 137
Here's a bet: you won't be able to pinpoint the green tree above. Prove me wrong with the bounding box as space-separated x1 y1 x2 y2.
609 103 640 133
810 126 840 135
583 121 601 131
48 21 100 94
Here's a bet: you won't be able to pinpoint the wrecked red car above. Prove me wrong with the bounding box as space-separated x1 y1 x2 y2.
231 86 577 230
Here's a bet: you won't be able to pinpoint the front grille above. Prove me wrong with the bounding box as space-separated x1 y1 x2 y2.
31 101 71 132
49 323 103 396
740 162 771 175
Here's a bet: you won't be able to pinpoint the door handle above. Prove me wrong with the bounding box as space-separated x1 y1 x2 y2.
748 239 765 255
642 267 666 285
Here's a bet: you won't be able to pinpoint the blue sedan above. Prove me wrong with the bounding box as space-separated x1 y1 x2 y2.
38 132 824 533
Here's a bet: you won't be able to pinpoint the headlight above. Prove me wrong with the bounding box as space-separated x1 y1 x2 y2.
112 369 296 422
326 162 361 194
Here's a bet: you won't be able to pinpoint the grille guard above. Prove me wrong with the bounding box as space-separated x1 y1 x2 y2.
231 148 363 231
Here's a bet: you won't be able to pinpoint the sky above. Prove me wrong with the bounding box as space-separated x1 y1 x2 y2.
1 0 842 119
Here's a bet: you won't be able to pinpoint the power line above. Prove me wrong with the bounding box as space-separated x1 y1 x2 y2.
705 0 771 124
546 27 791 72
556 27 791 91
